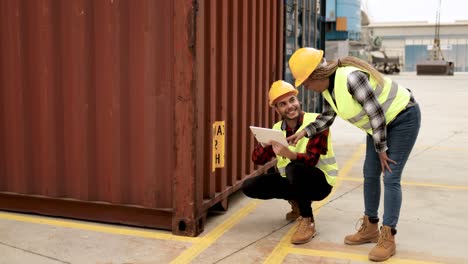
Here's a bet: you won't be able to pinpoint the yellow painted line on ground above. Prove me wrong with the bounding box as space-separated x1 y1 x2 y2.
170 199 262 264
342 177 468 191
413 145 468 152
0 196 262 263
286 247 442 264
0 211 196 242
335 144 468 152
263 144 366 264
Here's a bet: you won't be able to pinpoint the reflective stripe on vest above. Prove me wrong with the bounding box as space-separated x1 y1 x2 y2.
322 66 410 134
272 113 338 186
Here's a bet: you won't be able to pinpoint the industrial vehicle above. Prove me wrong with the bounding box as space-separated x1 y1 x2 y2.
368 35 401 74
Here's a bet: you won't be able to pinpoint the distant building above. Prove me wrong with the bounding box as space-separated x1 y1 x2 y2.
361 20 468 72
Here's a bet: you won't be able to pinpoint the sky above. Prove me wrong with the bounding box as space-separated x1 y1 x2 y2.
362 0 468 23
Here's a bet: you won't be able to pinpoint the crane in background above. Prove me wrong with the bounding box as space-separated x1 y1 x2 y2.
430 0 444 61
416 0 454 75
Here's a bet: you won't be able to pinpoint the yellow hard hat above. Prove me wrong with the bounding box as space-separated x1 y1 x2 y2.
268 80 298 106
289 47 324 87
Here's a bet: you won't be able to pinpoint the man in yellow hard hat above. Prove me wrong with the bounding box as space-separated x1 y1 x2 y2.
241 80 338 245
287 47 421 261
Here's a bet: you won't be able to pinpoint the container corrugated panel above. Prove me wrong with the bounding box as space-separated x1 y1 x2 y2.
0 0 177 231
284 0 322 114
193 0 283 217
0 0 284 236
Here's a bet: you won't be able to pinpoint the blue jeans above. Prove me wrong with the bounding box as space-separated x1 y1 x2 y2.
363 104 421 228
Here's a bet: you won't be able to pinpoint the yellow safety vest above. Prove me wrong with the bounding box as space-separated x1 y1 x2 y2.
323 66 410 134
272 113 338 186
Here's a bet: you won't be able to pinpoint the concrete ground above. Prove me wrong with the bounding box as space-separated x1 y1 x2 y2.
1 73 468 264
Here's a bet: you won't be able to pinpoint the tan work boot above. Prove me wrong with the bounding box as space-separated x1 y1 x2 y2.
368 226 396 261
286 200 300 221
291 217 316 244
344 215 380 245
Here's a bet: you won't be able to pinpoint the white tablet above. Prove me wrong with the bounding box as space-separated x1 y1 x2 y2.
249 126 288 147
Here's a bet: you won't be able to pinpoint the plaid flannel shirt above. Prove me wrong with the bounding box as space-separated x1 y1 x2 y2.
252 112 329 167
304 70 413 153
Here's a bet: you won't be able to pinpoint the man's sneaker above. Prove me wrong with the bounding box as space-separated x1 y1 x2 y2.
286 200 300 221
291 217 316 244
344 215 380 245
368 225 396 262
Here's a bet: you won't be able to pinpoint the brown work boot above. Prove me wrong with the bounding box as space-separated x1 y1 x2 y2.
344 215 380 245
291 217 316 244
286 200 300 221
368 226 396 262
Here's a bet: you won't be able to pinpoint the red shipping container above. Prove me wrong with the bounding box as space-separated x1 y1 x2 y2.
0 0 283 236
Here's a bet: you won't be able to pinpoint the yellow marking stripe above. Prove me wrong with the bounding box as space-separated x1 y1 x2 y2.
170 199 262 264
263 144 366 264
414 146 468 152
286 247 442 264
0 198 262 263
343 177 468 190
0 212 196 242
3 140 462 264
333 144 468 152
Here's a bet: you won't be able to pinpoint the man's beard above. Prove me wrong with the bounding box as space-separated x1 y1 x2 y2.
281 107 300 120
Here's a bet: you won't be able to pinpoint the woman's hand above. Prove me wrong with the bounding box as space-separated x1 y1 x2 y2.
271 141 296 160
378 151 397 173
286 130 307 146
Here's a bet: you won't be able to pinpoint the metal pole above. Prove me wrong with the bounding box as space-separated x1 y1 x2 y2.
302 0 306 48
319 0 326 52
308 0 312 47
313 0 318 48
302 0 310 110
294 0 298 50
